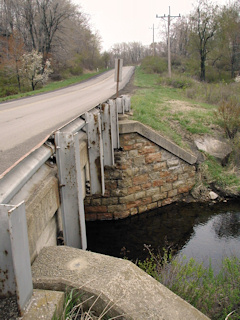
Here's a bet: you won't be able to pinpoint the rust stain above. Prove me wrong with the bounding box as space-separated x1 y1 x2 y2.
95 156 101 184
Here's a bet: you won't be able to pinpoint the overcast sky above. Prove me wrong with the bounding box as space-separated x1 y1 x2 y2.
73 0 229 52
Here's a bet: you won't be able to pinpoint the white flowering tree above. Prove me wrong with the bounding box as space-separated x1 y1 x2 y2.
19 50 52 90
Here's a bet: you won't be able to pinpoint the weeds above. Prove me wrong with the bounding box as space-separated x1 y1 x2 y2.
215 100 240 139
200 155 240 194
54 289 124 320
137 245 240 320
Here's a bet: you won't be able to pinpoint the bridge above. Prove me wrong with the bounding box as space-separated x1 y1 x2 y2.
0 92 206 319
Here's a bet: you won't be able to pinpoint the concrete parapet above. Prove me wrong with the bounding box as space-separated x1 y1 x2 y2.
32 246 210 320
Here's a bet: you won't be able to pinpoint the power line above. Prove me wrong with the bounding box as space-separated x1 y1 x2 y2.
156 6 180 78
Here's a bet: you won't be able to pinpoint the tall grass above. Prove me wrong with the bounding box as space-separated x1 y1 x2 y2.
54 289 124 320
138 245 240 320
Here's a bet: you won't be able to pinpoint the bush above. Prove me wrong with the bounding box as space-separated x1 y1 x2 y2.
215 100 240 139
157 74 194 89
141 56 168 74
138 245 240 320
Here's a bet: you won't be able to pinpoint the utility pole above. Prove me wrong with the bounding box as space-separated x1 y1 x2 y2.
156 6 180 78
149 24 158 56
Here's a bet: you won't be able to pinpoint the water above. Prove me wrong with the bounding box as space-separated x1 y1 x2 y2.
86 200 240 271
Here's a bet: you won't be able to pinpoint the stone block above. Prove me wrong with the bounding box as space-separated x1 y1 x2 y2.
128 185 142 194
126 200 142 210
133 174 149 186
135 191 147 200
168 189 178 198
113 210 131 219
108 204 126 213
130 208 138 216
119 194 136 204
145 152 162 164
85 206 108 213
153 162 167 170
152 180 164 187
161 183 173 193
118 178 133 188
85 213 97 221
146 187 160 197
97 213 113 220
142 182 152 190
102 197 119 205
139 205 148 213
129 150 139 158
147 202 158 211
110 188 128 197
133 156 146 166
138 146 158 155
91 198 102 206
152 192 167 202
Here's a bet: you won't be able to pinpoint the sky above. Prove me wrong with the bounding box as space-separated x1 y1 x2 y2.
73 0 229 52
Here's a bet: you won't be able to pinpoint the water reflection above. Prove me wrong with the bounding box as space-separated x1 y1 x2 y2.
86 200 240 270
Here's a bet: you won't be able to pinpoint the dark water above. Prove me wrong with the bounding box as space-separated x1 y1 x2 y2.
86 200 240 271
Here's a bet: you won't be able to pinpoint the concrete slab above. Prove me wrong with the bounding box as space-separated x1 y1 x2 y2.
22 289 64 320
32 246 210 320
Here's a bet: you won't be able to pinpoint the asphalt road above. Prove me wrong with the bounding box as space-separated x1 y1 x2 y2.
0 66 135 175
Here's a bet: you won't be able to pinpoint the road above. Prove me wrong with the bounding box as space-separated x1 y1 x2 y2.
0 66 135 176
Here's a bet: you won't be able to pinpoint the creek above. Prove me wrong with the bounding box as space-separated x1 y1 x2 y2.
86 200 240 272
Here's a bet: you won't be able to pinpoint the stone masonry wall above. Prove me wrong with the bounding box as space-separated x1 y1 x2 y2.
84 132 196 220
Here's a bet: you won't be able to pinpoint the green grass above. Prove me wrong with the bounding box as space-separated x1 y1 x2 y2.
131 66 218 147
0 70 106 102
201 155 240 193
131 66 240 194
138 246 240 320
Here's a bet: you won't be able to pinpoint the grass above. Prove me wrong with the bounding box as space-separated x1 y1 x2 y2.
131 66 240 195
0 69 106 102
131 67 219 146
54 289 124 320
138 245 240 320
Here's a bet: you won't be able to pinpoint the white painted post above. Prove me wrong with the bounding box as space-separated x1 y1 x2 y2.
101 103 114 166
109 99 120 149
55 131 87 249
0 202 33 315
85 111 105 195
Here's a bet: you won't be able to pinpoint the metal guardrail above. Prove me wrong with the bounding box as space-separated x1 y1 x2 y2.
0 95 131 315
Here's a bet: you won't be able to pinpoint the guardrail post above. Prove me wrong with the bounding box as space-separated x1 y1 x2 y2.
85 111 105 195
108 99 120 149
55 131 87 249
0 202 33 316
101 103 114 166
122 95 131 113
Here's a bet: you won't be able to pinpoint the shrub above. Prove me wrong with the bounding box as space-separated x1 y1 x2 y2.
141 56 168 74
157 74 194 89
138 245 240 320
215 100 240 139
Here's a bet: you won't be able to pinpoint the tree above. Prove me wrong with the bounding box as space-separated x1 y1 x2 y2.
216 1 240 78
0 31 25 90
188 0 219 81
19 50 52 90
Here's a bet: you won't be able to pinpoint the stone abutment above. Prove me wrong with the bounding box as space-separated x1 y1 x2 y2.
85 119 197 220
